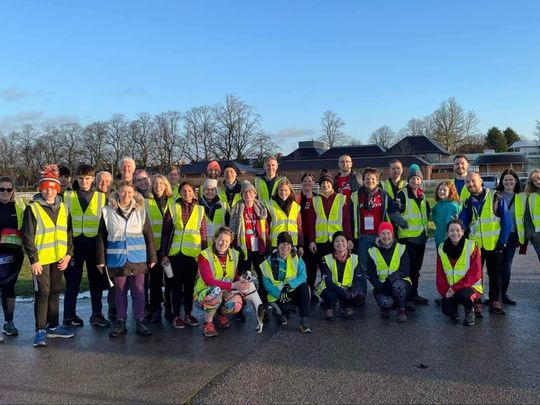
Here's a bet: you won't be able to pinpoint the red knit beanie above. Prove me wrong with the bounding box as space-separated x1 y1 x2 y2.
378 221 394 238
39 164 61 193
207 160 221 173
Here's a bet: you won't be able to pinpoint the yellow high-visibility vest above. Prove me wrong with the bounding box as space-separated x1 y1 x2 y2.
438 239 483 294
451 179 471 204
255 176 283 203
194 247 239 297
398 192 428 239
469 189 501 251
313 193 346 243
514 192 527 245
203 203 227 247
29 202 69 265
236 208 267 257
368 243 411 284
267 199 300 246
64 190 105 237
260 255 299 303
168 202 204 258
218 187 241 212
381 179 406 199
318 253 358 293
529 192 540 234
145 197 174 250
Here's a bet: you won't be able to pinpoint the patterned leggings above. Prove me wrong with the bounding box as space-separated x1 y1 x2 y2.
373 279 411 310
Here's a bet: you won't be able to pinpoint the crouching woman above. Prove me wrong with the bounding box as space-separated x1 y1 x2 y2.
260 231 312 333
319 231 364 321
367 222 412 322
97 181 157 337
436 219 482 326
195 227 250 338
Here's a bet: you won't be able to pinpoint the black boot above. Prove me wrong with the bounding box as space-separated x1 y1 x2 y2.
109 320 127 337
502 293 516 306
463 310 475 326
135 319 152 336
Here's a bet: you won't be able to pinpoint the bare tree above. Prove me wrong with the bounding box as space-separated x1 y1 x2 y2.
58 123 84 170
319 110 348 147
129 113 156 168
251 132 279 167
214 94 261 160
106 114 130 171
369 125 396 149
153 111 182 172
430 97 479 153
398 117 435 139
0 133 20 180
83 121 109 170
183 106 217 162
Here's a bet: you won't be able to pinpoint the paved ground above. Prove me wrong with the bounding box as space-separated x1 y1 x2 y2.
2 244 540 404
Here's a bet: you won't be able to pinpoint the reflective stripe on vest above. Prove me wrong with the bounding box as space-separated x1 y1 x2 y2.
255 177 282 203
260 255 299 302
530 193 540 233
267 200 300 246
313 194 346 243
29 202 68 265
15 198 25 230
514 192 527 245
398 193 428 239
194 247 239 296
367 243 410 283
218 188 241 212
64 190 105 237
168 203 204 258
451 179 471 204
438 239 483 294
103 205 147 268
469 189 501 251
145 197 174 251
322 253 357 288
204 205 227 247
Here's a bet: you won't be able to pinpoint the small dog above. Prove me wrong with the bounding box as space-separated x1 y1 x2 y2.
238 271 265 333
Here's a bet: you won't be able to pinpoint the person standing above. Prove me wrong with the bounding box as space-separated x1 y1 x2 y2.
436 219 482 326
381 159 407 199
296 173 319 301
308 170 353 264
97 181 156 337
23 164 74 347
524 168 540 264
495 169 523 305
350 168 406 298
119 156 136 184
229 181 269 311
199 179 228 246
260 232 312 333
0 176 25 339
334 154 361 202
134 169 151 198
255 156 283 204
395 164 430 305
167 165 181 199
460 172 511 315
160 181 207 329
431 181 462 248
96 171 113 196
63 165 109 328
451 155 471 203
58 166 73 197
145 175 174 323
367 222 411 322
219 164 242 212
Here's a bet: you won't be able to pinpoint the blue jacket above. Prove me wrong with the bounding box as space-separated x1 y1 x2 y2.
262 253 307 299
432 200 461 247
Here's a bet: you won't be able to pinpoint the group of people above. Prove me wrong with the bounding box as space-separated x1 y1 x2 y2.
0 153 539 347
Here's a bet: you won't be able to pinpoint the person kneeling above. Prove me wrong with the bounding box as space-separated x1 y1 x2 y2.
195 227 250 337
436 219 482 326
260 232 312 333
319 231 364 321
367 222 412 322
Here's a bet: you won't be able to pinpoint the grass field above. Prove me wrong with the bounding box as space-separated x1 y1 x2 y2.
16 258 90 298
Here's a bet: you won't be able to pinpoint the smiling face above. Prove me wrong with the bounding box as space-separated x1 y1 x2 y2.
224 167 237 184
363 173 378 191
167 169 180 186
118 185 134 207
409 176 422 189
265 158 278 179
277 183 291 201
333 235 348 255
97 173 112 193
278 241 291 259
121 161 135 181
338 155 352 174
320 180 333 195
447 223 464 245
0 181 14 204
390 162 403 181
466 173 483 195
135 174 150 191
203 186 217 200
302 175 314 193
453 157 469 178
180 184 194 202
214 232 232 255
152 177 166 197
242 189 256 206
502 174 517 193
379 229 394 245
77 175 94 192
437 184 450 200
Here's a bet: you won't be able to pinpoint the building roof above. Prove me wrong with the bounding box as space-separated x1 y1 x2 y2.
386 135 449 155
509 140 540 149
473 153 531 165
320 144 386 158
277 155 430 173
180 160 257 176
282 146 328 161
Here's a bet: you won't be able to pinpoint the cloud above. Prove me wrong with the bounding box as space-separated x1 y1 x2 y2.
275 127 316 139
1 86 30 101
116 87 148 98
0 111 79 133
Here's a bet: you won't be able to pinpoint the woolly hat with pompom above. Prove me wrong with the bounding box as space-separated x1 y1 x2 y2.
39 164 61 192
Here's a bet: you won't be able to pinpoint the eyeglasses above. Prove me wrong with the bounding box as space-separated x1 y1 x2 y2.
0 188 13 192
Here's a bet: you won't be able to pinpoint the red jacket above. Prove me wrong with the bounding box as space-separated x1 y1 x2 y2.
436 244 482 296
197 252 239 291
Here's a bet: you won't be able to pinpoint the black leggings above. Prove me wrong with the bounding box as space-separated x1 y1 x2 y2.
373 279 411 310
441 287 475 316
0 250 23 322
403 241 426 296
170 254 198 317
275 282 310 318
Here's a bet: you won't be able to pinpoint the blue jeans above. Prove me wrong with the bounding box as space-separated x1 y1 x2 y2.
501 232 518 294
357 234 377 294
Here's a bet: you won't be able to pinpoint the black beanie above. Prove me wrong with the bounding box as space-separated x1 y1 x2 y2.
277 231 293 246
